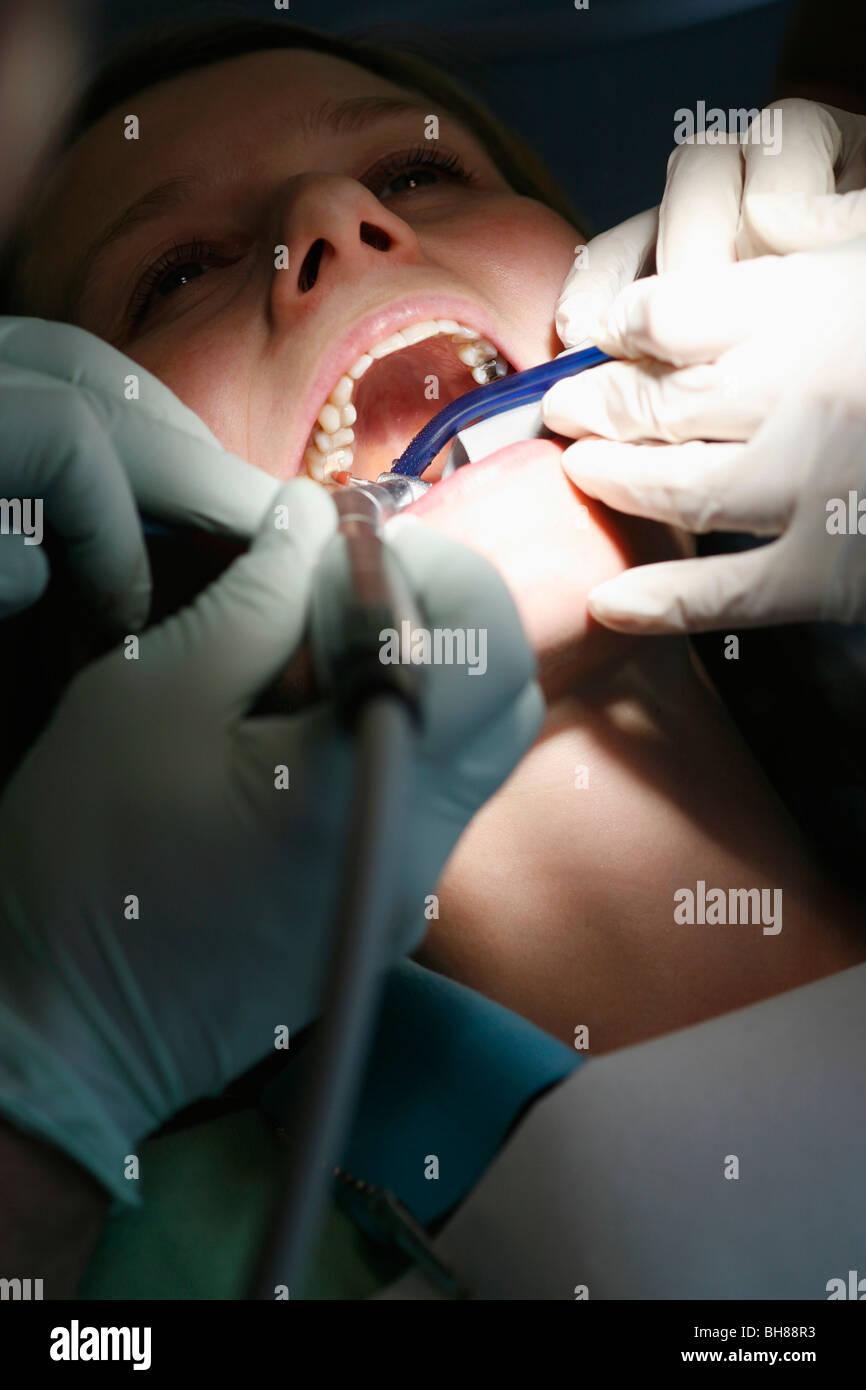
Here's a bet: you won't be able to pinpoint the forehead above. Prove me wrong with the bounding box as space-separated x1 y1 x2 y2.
24 48 431 301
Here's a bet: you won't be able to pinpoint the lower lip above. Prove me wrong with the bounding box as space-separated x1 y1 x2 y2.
403 438 565 516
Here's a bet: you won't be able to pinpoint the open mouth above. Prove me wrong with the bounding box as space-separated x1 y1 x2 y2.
302 319 514 483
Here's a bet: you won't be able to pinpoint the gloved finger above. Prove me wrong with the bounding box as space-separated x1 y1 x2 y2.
739 189 866 252
825 102 866 190
0 532 50 618
742 98 841 202
555 207 658 349
3 386 151 631
656 140 742 274
384 514 538 749
738 101 866 253
737 99 835 257
769 394 866 625
228 702 349 842
128 438 278 538
560 437 791 535
584 543 787 634
67 369 277 539
140 478 337 718
573 256 791 365
0 317 278 537
739 100 862 203
543 356 753 444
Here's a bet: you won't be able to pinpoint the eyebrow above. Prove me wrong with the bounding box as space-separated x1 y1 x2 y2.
68 96 433 318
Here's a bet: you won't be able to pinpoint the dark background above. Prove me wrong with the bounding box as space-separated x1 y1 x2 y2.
77 0 863 235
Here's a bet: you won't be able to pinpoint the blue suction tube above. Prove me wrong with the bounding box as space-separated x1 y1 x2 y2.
389 345 612 478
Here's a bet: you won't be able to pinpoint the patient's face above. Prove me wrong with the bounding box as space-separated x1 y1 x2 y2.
26 48 575 472
26 47 667 685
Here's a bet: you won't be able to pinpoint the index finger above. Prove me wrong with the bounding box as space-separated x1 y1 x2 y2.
555 207 659 349
656 139 743 273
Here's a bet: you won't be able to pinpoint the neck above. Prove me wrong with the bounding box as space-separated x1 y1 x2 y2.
418 638 864 1052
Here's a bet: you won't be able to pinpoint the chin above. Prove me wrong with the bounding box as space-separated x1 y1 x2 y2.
399 438 662 697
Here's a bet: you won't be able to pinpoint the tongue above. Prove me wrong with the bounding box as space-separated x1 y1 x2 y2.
351 337 478 480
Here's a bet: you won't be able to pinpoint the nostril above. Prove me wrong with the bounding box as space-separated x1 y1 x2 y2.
297 238 325 293
360 222 392 252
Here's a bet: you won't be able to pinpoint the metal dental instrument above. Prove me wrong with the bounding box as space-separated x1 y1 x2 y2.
329 471 433 517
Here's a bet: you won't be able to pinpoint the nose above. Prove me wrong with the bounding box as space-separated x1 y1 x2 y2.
268 173 423 322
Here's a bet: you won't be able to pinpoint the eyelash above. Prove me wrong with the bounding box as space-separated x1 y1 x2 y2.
363 145 475 197
129 236 217 324
127 147 477 325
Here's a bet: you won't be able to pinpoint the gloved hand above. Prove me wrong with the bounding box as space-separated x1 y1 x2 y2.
0 480 543 1208
557 99 866 348
0 316 277 630
542 235 866 631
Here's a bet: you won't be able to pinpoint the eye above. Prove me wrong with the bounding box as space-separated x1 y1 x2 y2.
381 167 438 196
129 239 226 324
364 147 477 203
158 260 208 293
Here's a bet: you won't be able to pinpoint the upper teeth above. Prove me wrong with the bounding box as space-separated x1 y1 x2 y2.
303 320 508 481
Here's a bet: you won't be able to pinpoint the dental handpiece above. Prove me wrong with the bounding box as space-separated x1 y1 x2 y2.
131 475 428 723
328 470 432 518
308 482 426 726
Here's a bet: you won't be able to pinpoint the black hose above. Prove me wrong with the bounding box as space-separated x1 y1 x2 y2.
249 693 415 1298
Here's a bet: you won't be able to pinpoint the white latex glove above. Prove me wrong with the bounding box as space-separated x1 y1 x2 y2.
0 316 277 631
0 481 543 1208
542 236 866 632
557 99 866 348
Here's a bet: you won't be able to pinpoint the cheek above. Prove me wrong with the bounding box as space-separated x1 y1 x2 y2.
406 441 640 694
492 197 580 298
132 326 261 466
438 196 580 357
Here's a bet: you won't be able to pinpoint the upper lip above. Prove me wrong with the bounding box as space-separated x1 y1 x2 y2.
289 290 528 474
